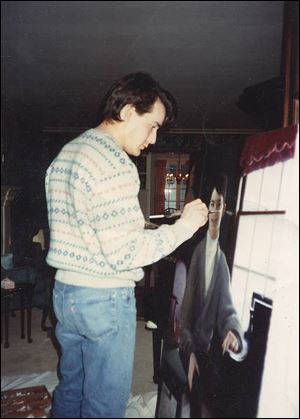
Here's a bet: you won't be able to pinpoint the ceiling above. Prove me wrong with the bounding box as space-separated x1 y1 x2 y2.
2 1 284 132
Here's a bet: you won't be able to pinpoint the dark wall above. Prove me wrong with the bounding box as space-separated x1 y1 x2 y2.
7 128 73 255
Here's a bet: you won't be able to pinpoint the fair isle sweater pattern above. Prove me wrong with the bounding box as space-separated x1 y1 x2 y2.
45 129 194 287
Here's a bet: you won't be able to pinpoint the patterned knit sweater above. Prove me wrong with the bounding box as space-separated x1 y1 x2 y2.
45 129 195 288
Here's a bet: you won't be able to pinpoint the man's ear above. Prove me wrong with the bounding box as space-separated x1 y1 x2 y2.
119 104 135 121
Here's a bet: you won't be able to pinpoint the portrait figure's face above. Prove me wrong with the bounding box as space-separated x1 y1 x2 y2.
208 188 225 238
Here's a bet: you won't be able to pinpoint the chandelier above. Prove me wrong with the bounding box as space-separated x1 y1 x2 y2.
166 154 189 185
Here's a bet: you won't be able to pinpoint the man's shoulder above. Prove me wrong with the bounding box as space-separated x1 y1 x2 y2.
65 129 122 164
70 129 107 148
71 129 128 162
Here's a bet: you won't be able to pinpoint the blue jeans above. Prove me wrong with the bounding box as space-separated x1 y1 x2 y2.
52 281 136 418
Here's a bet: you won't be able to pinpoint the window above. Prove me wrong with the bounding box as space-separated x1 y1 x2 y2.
164 160 189 211
231 134 299 331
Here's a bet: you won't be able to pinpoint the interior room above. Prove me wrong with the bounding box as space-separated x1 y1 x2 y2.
1 1 299 418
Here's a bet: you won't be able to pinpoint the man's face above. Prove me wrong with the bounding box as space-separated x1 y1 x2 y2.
123 98 166 156
208 188 225 236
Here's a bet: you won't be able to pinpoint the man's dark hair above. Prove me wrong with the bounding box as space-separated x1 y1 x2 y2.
212 173 228 202
98 72 177 127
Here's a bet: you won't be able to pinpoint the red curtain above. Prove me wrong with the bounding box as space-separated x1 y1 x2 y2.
154 160 167 214
240 124 298 176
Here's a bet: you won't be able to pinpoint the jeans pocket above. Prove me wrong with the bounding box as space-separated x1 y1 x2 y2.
70 295 117 341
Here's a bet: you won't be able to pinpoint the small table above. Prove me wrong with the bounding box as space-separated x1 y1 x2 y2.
1 283 34 348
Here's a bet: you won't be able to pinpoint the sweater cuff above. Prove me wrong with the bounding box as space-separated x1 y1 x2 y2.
172 218 197 247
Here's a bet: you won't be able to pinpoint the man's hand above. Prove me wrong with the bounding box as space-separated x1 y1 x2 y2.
188 352 200 391
222 330 239 355
181 199 208 232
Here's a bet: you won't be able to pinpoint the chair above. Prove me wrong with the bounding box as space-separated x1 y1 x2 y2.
155 259 190 418
1 244 56 347
1 264 37 348
17 241 56 334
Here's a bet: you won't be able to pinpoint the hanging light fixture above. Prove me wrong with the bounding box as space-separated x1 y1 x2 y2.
166 172 175 185
175 153 189 184
183 173 189 184
165 154 189 185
